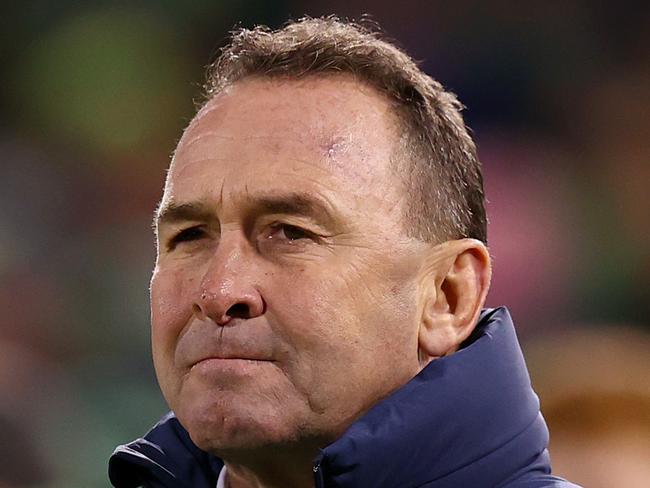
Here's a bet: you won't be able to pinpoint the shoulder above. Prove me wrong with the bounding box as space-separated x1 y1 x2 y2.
108 412 222 488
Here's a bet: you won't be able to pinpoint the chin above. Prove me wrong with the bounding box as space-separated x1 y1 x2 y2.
179 394 307 454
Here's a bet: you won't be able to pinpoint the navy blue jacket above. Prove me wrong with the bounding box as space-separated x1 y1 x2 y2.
109 307 579 487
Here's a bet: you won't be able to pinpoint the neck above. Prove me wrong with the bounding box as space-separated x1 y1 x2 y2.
217 442 322 488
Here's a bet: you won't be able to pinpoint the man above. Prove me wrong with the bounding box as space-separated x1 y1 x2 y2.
109 17 579 488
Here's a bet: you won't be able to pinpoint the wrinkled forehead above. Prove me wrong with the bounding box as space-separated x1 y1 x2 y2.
167 76 401 190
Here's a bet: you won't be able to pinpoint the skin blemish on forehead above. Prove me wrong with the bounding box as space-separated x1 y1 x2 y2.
322 136 352 160
315 131 383 193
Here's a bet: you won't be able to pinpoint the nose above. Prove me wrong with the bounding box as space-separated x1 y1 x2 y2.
193 241 265 325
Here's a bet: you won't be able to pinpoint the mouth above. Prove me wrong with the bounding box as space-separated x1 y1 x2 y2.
190 356 273 374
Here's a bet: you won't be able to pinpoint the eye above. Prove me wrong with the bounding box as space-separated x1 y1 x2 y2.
267 223 315 242
167 226 207 250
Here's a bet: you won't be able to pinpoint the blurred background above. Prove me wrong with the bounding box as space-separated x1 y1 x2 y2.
1 1 648 487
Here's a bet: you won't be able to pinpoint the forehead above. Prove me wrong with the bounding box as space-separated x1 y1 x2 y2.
165 76 402 209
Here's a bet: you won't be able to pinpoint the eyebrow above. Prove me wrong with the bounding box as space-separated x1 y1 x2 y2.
253 193 336 224
155 192 337 229
155 200 214 229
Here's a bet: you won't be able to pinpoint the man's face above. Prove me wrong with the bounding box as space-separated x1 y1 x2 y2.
151 76 429 453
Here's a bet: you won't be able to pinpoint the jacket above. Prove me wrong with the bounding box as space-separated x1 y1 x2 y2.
109 307 580 487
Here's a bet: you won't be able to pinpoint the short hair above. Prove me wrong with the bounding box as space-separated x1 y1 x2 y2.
202 16 487 243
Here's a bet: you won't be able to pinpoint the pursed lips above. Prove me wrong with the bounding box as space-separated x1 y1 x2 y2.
187 355 275 379
191 355 272 366
187 350 275 372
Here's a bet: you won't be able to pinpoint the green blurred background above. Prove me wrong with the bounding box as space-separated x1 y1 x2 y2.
1 1 648 487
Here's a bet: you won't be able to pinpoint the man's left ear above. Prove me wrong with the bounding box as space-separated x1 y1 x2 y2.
417 239 492 365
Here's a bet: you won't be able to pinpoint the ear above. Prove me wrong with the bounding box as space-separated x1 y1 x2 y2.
417 239 491 365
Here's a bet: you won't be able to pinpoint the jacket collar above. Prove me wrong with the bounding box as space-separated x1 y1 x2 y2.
110 308 557 487
314 307 553 487
109 411 222 488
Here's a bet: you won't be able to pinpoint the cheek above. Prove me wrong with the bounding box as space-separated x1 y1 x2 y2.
151 269 191 342
150 267 197 398
268 260 419 409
